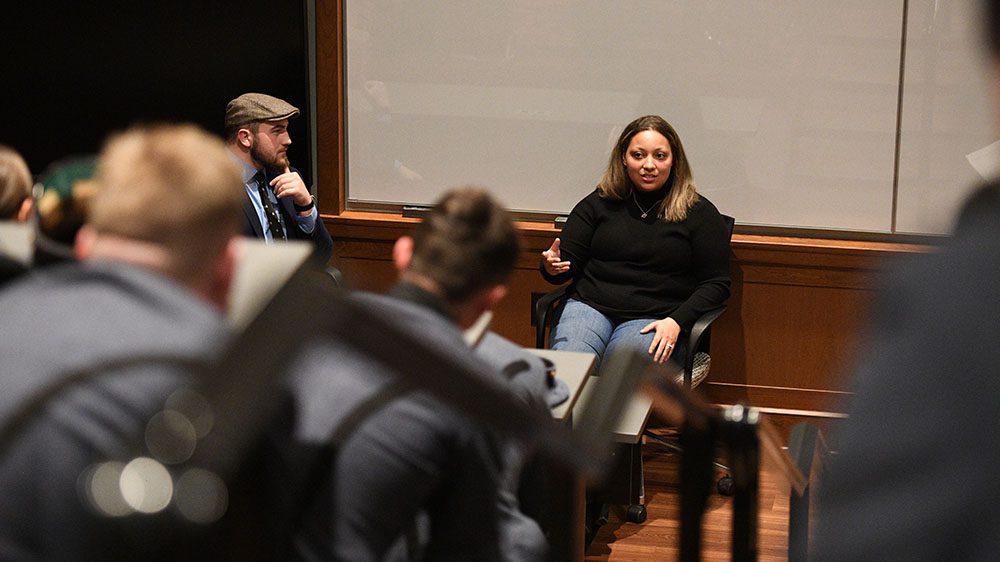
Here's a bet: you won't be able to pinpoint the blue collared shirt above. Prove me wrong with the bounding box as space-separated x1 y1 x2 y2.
231 153 317 243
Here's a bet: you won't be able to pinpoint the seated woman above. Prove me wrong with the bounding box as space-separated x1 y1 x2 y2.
541 114 731 372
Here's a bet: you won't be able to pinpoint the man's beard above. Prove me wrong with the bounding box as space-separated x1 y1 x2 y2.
250 140 289 170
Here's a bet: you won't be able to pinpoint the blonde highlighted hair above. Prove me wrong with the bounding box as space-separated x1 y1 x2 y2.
597 115 698 222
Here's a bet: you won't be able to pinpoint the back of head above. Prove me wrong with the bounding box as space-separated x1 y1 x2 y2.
32 156 98 265
0 145 32 221
408 187 519 302
90 124 244 283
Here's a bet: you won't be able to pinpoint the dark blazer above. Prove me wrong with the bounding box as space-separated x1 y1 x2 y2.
241 166 333 265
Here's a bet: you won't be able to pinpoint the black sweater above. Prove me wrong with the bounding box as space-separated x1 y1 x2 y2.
542 189 731 331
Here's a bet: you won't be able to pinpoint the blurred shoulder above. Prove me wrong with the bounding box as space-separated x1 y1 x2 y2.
953 181 1000 237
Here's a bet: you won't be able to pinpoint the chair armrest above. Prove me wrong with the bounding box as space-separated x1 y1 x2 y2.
683 305 727 386
535 285 569 349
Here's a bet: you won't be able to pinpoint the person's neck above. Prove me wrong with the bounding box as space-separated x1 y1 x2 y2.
633 186 667 205
84 234 227 311
392 275 453 318
227 143 263 172
393 274 484 329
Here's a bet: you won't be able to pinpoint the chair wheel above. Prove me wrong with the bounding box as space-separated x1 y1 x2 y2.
717 475 734 496
626 504 647 523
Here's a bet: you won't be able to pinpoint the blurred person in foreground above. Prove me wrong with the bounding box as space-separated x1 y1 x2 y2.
813 2 1000 559
284 187 550 561
0 144 34 285
0 144 33 224
0 124 244 560
32 155 98 266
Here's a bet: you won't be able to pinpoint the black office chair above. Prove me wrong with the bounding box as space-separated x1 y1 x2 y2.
533 214 735 524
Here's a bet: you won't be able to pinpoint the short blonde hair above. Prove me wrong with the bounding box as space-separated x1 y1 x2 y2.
91 124 244 282
597 115 699 222
0 145 32 220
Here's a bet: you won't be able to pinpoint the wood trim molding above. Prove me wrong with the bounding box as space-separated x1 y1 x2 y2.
315 0 345 215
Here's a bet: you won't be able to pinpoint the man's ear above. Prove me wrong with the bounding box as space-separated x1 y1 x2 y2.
205 236 242 311
15 197 33 223
392 236 414 272
482 283 508 310
457 284 508 330
74 224 97 260
238 128 254 149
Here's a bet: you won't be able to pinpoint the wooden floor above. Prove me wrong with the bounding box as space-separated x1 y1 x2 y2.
584 442 794 561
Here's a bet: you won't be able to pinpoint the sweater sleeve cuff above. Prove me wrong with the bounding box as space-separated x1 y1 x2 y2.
669 311 696 333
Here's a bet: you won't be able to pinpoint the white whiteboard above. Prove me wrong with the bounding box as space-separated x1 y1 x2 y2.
896 0 995 234
344 0 996 235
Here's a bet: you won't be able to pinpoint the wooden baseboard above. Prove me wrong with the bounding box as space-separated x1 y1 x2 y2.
705 398 847 447
700 381 851 415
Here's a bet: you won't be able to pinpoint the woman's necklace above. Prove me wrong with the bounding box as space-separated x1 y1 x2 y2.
632 191 659 219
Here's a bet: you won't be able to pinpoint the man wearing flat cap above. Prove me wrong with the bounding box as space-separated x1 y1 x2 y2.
225 92 332 264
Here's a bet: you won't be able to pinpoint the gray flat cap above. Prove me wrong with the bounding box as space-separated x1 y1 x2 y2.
225 93 300 129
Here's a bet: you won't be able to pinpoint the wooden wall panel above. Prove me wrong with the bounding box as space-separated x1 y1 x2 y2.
315 0 345 214
705 275 870 410
700 236 921 417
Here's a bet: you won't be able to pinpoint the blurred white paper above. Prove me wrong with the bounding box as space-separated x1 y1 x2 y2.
0 221 34 265
966 139 1000 180
463 310 493 347
227 239 312 330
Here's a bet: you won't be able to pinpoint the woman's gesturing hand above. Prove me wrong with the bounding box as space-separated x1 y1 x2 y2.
542 238 571 276
640 317 681 363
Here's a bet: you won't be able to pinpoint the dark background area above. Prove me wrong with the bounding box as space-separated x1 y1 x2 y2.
3 1 312 185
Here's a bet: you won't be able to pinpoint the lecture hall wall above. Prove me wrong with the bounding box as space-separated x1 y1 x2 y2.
313 2 931 431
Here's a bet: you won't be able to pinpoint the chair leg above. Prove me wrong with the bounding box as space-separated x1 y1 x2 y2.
644 431 735 496
626 444 647 523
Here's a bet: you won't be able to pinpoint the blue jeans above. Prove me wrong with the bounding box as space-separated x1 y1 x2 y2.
549 298 688 373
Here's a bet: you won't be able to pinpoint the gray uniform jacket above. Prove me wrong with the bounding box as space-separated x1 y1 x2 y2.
287 288 507 561
474 331 551 562
0 261 230 560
